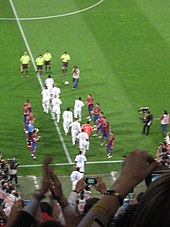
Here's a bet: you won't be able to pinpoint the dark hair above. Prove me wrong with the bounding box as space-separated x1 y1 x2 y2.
76 167 80 171
38 220 63 227
131 173 170 227
40 202 53 217
83 197 100 215
111 204 137 227
163 110 168 115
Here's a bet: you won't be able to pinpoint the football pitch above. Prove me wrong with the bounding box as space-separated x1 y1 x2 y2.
1 0 170 192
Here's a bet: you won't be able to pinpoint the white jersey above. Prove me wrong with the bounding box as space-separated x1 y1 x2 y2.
70 121 81 133
77 132 89 142
52 97 62 112
51 86 61 99
75 154 87 172
63 110 73 123
72 68 80 79
41 89 50 101
74 99 84 111
70 170 83 190
161 114 169 125
45 78 54 90
70 170 83 182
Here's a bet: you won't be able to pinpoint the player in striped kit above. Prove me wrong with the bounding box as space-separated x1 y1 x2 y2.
105 130 115 158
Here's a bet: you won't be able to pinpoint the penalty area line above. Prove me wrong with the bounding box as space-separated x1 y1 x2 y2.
9 0 72 164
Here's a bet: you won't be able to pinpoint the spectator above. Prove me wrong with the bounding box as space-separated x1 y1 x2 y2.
157 110 170 135
131 172 170 227
142 110 153 135
77 150 159 226
8 158 19 187
72 66 80 90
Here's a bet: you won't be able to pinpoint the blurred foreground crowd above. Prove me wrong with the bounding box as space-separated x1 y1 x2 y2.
0 150 169 227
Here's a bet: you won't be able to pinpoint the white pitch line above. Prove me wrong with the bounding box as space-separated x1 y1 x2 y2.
111 171 117 181
9 0 72 164
19 160 122 168
1 0 104 21
32 176 39 189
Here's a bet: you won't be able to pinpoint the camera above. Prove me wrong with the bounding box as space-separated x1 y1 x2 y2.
7 158 19 169
22 200 30 207
85 177 97 185
137 107 149 113
145 169 170 186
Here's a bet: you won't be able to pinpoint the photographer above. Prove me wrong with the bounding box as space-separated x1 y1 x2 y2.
8 158 19 187
142 111 153 135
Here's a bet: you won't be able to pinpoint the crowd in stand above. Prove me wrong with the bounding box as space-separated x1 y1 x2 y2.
0 151 169 226
155 110 170 167
0 153 21 226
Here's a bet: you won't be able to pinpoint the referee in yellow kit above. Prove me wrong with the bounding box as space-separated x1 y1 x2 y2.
35 54 44 77
20 52 30 78
60 51 70 76
43 50 52 74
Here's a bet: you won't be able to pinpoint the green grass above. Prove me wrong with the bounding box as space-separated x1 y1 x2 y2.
0 0 170 179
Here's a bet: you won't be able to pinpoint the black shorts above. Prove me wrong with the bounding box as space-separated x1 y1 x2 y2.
44 61 51 66
37 65 43 70
62 62 68 68
22 64 28 70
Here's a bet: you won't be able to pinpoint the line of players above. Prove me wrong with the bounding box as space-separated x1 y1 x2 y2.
23 100 41 160
41 81 116 158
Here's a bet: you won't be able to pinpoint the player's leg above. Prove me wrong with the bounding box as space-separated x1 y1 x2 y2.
100 132 105 145
62 66 65 76
51 110 55 119
20 65 24 78
72 133 76 145
36 65 39 75
48 62 51 73
86 140 90 150
56 113 60 123
63 122 67 135
78 110 81 122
